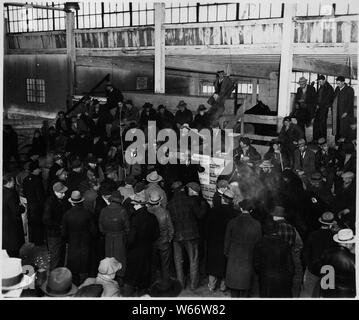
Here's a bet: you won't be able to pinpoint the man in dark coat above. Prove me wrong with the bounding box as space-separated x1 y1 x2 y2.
278 116 305 163
105 83 123 111
139 103 157 129
318 228 355 298
62 190 97 286
43 182 70 270
207 70 234 126
205 189 237 292
332 76 355 139
313 75 335 141
234 137 261 167
167 181 203 291
191 105 210 131
22 162 46 245
224 200 262 297
293 139 316 179
156 105 175 130
300 212 337 297
294 77 317 130
2 173 25 257
99 191 129 277
254 217 294 298
174 101 193 131
66 159 87 194
55 111 71 135
123 195 160 297
3 125 21 171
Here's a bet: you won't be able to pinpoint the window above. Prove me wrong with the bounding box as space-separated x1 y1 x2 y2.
132 2 154 26
165 2 197 24
26 78 45 103
103 2 131 28
201 82 215 95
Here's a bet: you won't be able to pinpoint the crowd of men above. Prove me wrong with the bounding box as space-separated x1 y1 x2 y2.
2 74 356 298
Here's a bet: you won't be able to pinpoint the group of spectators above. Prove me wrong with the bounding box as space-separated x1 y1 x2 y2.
2 77 356 298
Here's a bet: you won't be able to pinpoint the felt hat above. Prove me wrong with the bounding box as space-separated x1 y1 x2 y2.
146 171 163 183
2 257 35 292
148 190 163 205
333 229 355 244
298 138 306 146
177 100 187 108
341 171 355 179
317 75 325 81
109 191 123 204
336 76 345 82
53 182 68 194
216 179 229 190
297 76 308 84
221 189 234 200
68 190 84 204
318 137 327 145
71 159 82 169
41 267 78 297
259 160 274 168
186 182 201 193
198 104 206 111
318 212 335 225
270 205 286 218
171 181 183 190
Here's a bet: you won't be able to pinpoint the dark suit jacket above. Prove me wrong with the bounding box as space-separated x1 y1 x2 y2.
295 85 317 108
293 148 316 175
214 76 234 102
317 81 335 107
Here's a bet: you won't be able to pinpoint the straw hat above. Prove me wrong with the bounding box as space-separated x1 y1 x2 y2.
333 229 355 244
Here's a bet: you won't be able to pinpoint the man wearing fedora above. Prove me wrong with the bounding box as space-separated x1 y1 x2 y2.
147 190 174 284
294 76 317 131
301 212 337 297
332 76 355 140
2 173 25 258
43 182 71 270
22 161 46 246
313 75 335 141
315 137 343 189
62 190 97 285
168 181 203 291
123 192 160 297
174 100 193 131
156 104 175 130
47 153 66 193
207 70 234 126
205 189 237 292
318 228 355 298
192 104 210 131
99 191 129 277
293 138 316 179
105 82 123 111
139 102 157 129
145 171 167 208
66 159 87 194
2 253 35 298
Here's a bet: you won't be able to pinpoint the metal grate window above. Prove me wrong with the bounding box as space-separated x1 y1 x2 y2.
165 2 197 24
103 2 132 28
26 78 46 103
132 2 154 26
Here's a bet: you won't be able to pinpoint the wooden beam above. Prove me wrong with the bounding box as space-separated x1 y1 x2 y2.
66 11 76 109
165 56 276 79
293 56 358 78
154 3 165 94
251 79 258 106
277 3 296 119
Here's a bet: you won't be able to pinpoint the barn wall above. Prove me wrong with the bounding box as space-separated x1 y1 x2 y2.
3 54 68 118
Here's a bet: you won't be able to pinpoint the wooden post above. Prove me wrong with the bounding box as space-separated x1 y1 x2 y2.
154 3 165 94
277 3 296 128
4 18 9 55
66 11 76 111
251 78 257 106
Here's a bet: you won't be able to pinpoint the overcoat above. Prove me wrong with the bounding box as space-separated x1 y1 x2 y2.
224 213 262 290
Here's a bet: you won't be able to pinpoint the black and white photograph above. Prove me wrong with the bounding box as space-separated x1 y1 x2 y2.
1 0 357 304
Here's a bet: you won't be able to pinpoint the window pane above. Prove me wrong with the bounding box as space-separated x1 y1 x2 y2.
260 2 271 18
238 3 249 19
165 8 172 23
147 10 154 25
249 3 260 19
180 7 188 23
199 5 207 22
139 10 146 25
271 2 283 17
188 6 196 22
217 4 227 21
132 12 139 25
335 1 349 15
124 12 130 26
208 5 217 21
172 7 180 23
320 4 334 16
227 4 237 20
